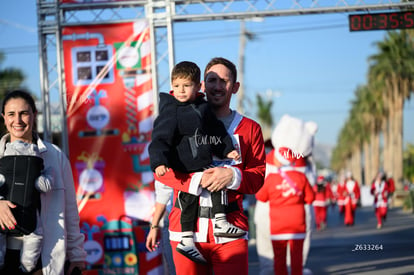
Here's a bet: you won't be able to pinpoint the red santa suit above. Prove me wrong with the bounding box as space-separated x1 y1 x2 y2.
387 177 395 194
154 112 266 275
371 178 389 228
343 175 360 226
254 115 318 275
312 176 333 230
387 175 396 208
256 148 315 275
335 181 346 215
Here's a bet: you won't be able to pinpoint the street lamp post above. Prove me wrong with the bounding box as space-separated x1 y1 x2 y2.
237 19 259 114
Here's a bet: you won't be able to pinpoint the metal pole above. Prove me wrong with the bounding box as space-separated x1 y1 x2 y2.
56 2 70 155
237 19 246 115
36 0 52 143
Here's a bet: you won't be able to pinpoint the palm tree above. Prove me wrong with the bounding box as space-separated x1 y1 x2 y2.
332 30 414 188
353 84 386 185
331 134 349 174
255 94 273 140
0 52 25 97
349 103 366 185
366 81 386 182
331 111 364 185
368 30 414 189
0 52 27 135
352 85 374 185
403 143 414 184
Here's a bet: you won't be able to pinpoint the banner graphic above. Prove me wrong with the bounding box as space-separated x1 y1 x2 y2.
62 20 161 275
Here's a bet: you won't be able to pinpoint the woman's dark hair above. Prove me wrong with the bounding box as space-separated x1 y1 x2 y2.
1 89 38 115
1 90 38 138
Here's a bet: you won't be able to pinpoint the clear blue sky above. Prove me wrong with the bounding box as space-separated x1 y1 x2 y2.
1 1 413 147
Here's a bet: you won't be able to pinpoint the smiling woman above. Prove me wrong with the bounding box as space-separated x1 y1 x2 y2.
0 90 86 274
2 94 36 144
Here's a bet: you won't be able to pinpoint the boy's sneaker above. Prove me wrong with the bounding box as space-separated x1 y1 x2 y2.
213 222 246 238
176 241 207 264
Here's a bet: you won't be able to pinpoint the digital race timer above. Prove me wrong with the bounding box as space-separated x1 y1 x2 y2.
349 11 414 31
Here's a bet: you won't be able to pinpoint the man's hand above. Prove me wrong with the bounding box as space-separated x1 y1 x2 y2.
146 226 160 252
0 200 16 231
200 167 233 192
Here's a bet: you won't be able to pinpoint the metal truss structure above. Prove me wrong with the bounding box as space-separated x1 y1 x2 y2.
36 0 414 153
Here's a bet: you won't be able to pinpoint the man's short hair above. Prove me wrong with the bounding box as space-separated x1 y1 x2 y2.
204 57 237 84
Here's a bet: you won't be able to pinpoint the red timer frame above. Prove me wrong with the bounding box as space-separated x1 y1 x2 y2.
349 11 414 31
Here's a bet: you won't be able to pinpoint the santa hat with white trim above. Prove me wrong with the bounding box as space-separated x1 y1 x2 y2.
275 146 307 167
271 114 318 166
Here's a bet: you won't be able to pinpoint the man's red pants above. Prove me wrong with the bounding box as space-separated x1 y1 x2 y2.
170 225 248 275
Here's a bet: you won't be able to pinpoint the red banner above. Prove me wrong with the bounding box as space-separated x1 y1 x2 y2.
62 20 161 274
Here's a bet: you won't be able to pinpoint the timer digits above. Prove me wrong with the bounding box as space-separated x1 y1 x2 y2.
349 11 414 31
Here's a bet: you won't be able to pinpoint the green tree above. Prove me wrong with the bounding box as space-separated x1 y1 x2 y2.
0 52 27 135
403 143 414 184
0 52 25 96
331 111 363 184
255 93 273 140
368 30 414 189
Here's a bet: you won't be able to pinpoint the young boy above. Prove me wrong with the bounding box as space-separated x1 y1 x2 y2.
149 61 245 264
0 140 53 273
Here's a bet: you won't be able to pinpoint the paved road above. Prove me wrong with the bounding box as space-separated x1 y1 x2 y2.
248 206 414 275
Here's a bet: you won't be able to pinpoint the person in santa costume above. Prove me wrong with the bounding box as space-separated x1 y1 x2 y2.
386 173 396 209
153 57 266 275
370 171 390 229
342 171 360 226
255 114 317 275
256 146 315 275
254 157 317 275
335 175 346 216
312 175 334 230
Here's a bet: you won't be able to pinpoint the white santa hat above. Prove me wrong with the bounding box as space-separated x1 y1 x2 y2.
275 146 307 167
271 114 318 165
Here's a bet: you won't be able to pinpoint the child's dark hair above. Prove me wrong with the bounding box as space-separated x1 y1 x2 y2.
171 61 201 84
2 89 38 115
